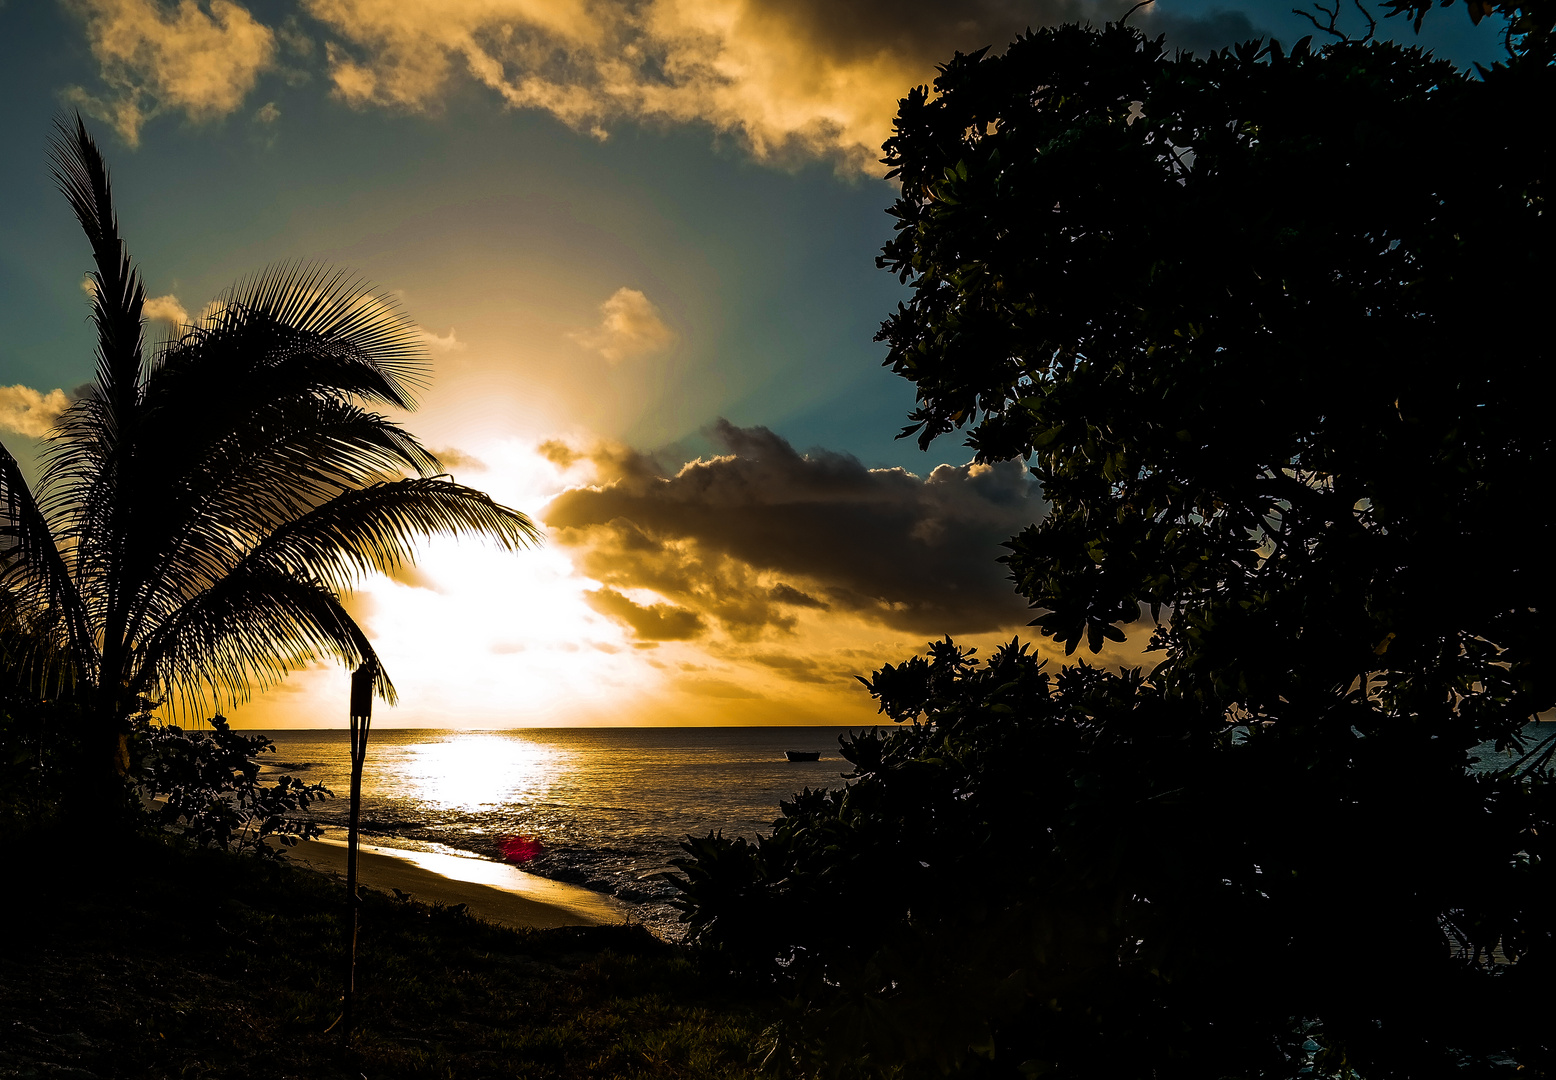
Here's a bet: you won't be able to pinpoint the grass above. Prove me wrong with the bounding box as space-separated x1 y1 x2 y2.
0 834 772 1079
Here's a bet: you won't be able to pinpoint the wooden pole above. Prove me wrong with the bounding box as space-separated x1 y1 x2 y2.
343 660 376 1048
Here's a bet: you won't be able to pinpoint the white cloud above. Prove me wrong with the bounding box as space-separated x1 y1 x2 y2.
569 288 675 364
143 292 191 323
65 0 277 145
0 385 71 439
253 100 281 124
418 326 466 353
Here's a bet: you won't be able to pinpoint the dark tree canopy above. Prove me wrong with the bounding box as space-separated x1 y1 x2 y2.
876 24 1553 733
675 21 1556 1080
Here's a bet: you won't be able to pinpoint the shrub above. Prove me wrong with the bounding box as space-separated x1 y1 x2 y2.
133 715 332 856
673 639 1556 1078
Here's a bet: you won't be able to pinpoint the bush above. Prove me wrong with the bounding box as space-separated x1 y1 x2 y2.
0 681 329 853
132 715 332 856
672 639 1556 1079
0 692 92 833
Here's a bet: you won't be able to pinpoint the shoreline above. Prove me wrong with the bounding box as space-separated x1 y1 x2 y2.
282 837 630 930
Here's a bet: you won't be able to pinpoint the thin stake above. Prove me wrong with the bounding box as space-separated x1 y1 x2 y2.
343 660 376 1048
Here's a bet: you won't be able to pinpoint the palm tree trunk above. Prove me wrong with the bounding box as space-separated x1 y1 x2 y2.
67 664 134 830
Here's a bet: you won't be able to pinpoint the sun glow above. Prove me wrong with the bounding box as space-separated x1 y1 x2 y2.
225 437 665 728
224 432 1124 730
400 733 563 809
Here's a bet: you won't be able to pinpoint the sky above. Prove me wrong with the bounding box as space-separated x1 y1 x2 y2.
0 0 1503 728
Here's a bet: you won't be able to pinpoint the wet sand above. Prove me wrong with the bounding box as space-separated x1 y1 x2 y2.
282 838 629 930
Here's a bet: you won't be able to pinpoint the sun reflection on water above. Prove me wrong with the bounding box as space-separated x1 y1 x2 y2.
399 733 560 809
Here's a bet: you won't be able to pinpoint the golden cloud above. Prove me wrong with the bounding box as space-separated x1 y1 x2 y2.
538 439 584 470
569 287 676 364
417 326 466 353
302 0 1135 173
430 445 486 472
383 562 444 592
63 0 1265 170
143 292 191 324
0 385 71 439
65 0 277 145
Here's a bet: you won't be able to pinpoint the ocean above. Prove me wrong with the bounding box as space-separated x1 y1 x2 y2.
257 726 882 935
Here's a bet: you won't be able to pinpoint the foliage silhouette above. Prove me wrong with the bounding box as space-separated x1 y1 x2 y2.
874 22 1553 722
675 19 1556 1079
133 714 332 857
0 692 91 831
0 117 540 817
677 640 1556 1078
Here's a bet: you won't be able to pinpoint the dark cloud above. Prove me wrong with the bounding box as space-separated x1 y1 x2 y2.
431 446 486 473
777 0 1092 65
545 420 1044 638
677 676 765 699
1142 7 1269 55
749 651 833 684
769 583 829 610
584 586 708 641
779 0 1273 70
538 439 581 469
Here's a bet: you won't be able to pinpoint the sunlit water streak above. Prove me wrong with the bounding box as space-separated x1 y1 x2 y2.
257 726 877 935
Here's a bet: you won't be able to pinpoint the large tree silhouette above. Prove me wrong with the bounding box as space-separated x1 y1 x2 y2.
875 23 1553 728
675 21 1555 1079
0 118 539 807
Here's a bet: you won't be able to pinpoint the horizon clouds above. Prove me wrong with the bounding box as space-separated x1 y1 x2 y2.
544 419 1043 643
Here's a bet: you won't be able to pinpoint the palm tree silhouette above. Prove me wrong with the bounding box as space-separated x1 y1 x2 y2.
0 118 540 809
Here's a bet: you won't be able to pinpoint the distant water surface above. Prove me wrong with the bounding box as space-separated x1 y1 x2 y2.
257 726 877 934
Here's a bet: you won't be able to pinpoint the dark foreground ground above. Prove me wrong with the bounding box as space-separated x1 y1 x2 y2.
0 837 767 1079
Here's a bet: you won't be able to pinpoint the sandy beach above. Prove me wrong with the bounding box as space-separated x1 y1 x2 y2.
282 837 629 930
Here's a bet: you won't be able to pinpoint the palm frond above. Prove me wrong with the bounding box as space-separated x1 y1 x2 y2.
0 602 83 700
39 393 117 605
45 114 149 684
0 440 94 680
116 405 442 642
126 479 535 711
133 566 395 715
247 478 542 592
164 262 430 410
47 114 145 425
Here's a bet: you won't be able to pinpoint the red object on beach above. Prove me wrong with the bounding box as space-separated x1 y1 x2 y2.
501 835 544 863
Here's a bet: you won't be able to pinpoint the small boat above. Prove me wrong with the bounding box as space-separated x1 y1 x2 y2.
785 750 821 762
